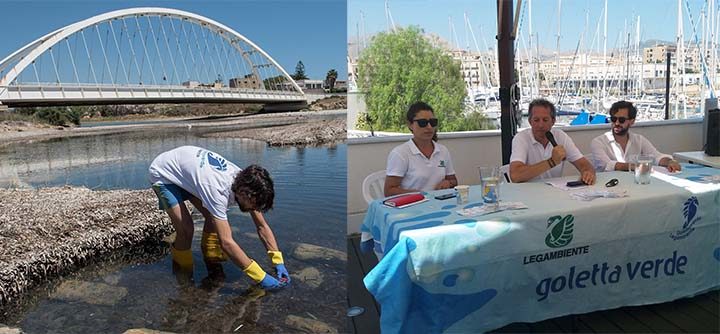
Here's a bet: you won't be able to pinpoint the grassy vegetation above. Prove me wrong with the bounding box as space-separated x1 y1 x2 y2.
11 107 82 127
0 111 38 123
5 103 264 127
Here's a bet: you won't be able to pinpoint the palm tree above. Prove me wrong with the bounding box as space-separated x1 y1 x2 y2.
325 69 338 92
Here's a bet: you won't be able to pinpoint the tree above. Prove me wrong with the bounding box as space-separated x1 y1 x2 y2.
325 69 338 91
263 75 288 90
356 26 478 132
292 61 308 80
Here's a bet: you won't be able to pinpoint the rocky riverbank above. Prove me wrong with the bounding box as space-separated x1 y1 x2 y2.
0 110 346 148
203 113 346 146
0 187 173 310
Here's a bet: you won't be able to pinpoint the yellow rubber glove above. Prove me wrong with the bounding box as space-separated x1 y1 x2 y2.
243 260 267 282
267 250 284 265
171 245 194 271
201 232 228 262
268 250 290 284
243 260 284 290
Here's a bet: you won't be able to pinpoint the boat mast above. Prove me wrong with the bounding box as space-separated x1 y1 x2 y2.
529 0 538 96
624 19 630 96
479 25 498 87
581 9 589 98
556 0 562 98
701 6 706 101
713 0 718 93
603 0 608 101
636 16 642 97
385 0 396 32
466 16 493 92
677 0 686 118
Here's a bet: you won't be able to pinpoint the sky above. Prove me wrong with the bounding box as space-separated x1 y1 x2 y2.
348 0 711 54
0 0 346 80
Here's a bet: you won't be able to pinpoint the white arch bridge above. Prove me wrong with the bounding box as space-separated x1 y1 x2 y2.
0 7 307 110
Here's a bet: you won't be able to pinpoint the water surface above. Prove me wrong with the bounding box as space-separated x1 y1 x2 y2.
0 128 346 333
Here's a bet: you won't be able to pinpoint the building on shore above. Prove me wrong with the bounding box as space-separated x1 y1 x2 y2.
229 74 262 89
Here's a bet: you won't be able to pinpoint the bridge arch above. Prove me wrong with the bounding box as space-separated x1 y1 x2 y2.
0 7 306 107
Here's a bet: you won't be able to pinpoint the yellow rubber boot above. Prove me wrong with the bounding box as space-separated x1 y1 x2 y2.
201 232 228 262
171 245 194 271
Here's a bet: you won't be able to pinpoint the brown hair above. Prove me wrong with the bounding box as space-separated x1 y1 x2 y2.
231 165 274 212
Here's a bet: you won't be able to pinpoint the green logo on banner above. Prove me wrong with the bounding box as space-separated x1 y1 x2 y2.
545 215 574 248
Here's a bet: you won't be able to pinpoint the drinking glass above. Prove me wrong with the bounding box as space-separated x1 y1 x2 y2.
478 166 500 209
454 185 470 204
635 154 653 184
627 154 638 174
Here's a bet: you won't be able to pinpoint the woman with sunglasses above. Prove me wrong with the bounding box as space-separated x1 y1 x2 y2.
590 100 681 172
384 102 458 196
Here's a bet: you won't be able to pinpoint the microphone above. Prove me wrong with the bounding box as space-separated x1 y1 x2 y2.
545 131 558 147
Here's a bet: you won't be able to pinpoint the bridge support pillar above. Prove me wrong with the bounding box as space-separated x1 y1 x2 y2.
261 101 308 113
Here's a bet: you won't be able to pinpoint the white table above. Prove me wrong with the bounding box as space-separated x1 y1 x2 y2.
362 166 720 333
674 151 720 168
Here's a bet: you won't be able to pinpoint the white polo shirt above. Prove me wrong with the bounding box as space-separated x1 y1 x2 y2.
510 128 584 181
386 139 456 192
590 131 672 171
148 146 241 220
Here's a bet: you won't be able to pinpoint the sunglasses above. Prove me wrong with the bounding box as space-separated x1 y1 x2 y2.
413 118 439 128
610 116 631 124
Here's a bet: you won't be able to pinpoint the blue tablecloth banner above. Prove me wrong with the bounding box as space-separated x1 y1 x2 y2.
362 165 720 333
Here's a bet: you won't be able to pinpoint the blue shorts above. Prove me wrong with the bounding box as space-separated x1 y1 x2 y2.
151 183 193 210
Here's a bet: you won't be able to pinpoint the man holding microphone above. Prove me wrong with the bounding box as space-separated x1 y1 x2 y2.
508 98 596 184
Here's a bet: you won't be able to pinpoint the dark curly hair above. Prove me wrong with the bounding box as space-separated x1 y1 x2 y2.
609 100 638 119
231 165 274 212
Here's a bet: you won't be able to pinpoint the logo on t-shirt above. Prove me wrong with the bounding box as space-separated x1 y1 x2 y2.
207 152 228 172
438 160 446 168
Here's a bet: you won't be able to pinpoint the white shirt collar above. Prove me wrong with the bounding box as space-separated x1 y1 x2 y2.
408 139 439 157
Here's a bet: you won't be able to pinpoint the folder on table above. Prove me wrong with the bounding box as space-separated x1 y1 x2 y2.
383 193 427 208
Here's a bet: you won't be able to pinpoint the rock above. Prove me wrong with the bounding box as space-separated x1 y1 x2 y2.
122 329 176 334
50 280 128 306
291 243 345 262
162 232 176 244
294 267 324 289
242 232 259 240
284 315 337 334
102 273 122 285
0 325 22 334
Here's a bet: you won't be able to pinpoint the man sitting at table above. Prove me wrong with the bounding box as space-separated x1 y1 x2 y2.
590 100 682 172
509 98 596 184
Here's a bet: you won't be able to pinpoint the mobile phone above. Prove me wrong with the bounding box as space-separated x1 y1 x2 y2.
566 180 586 187
434 193 457 200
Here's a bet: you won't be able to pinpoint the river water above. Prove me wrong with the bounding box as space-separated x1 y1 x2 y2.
0 128 347 333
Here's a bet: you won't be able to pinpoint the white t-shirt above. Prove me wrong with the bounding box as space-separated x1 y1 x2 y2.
148 146 241 220
386 139 456 192
590 131 672 171
510 128 584 181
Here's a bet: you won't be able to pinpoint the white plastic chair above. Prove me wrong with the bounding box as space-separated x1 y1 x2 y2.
500 164 512 183
362 170 386 204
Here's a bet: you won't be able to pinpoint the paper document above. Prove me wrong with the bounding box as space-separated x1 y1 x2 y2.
570 190 628 201
652 166 681 175
457 202 528 217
